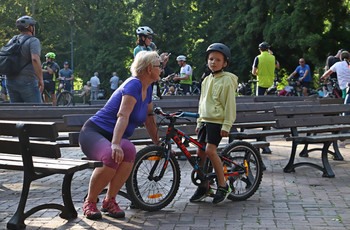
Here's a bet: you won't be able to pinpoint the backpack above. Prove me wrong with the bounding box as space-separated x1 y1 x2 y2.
0 35 32 76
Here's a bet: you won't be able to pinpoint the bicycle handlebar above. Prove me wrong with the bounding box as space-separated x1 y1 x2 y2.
154 107 199 118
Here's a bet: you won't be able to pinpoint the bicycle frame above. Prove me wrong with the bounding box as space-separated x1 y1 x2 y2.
155 109 246 184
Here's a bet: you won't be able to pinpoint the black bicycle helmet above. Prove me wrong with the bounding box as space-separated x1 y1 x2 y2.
258 42 270 51
206 43 231 62
16 15 36 30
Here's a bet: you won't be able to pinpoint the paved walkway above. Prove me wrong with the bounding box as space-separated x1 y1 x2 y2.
1 137 350 230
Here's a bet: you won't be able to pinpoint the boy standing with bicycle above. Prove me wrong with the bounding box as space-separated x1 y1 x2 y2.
192 43 238 204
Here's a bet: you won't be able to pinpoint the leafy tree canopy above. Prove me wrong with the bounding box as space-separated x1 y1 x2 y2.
1 0 349 89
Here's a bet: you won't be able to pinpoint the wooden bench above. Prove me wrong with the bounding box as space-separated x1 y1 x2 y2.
0 120 102 230
0 106 101 132
229 100 321 154
273 104 350 177
63 113 270 156
253 95 318 102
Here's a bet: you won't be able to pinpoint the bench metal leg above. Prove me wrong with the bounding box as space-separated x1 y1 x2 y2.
7 173 78 230
258 137 271 154
60 173 78 219
331 141 344 161
7 176 31 230
321 141 335 178
299 143 309 157
299 133 314 157
300 141 344 161
284 141 335 178
284 142 297 173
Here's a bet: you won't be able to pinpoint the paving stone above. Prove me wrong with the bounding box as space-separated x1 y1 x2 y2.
1 137 350 229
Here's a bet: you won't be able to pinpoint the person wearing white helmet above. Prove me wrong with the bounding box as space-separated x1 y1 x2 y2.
173 55 193 95
133 26 155 57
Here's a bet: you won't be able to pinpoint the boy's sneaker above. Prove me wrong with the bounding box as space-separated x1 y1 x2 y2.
190 186 213 202
83 200 102 220
101 197 125 218
212 184 232 204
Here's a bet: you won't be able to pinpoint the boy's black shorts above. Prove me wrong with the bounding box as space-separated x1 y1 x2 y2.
197 122 222 147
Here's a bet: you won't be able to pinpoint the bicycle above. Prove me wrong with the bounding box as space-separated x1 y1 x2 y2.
125 107 263 211
56 79 75 106
159 73 186 96
190 80 201 95
321 77 342 98
160 73 176 96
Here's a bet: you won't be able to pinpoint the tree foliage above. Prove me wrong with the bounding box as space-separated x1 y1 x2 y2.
0 0 349 89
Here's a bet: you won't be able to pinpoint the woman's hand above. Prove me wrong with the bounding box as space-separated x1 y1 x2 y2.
111 144 124 164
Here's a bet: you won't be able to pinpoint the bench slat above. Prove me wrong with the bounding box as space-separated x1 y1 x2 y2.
286 133 350 143
276 116 350 128
274 104 350 116
0 138 61 158
0 159 89 174
230 125 350 139
0 120 58 140
0 153 101 167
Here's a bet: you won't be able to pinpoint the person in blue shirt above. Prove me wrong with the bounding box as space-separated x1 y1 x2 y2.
287 58 312 96
79 51 160 220
58 62 74 92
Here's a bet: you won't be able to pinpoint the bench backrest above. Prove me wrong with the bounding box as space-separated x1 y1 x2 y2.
235 101 320 123
0 120 61 158
274 104 350 128
253 96 317 102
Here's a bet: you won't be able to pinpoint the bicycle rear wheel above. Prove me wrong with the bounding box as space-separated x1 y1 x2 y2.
56 92 74 106
125 145 181 211
221 141 263 201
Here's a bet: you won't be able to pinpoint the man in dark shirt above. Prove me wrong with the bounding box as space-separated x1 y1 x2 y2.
325 49 343 79
158 53 174 98
42 52 60 105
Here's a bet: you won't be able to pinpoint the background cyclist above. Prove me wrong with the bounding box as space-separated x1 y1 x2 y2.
58 61 74 93
173 55 193 95
133 26 154 57
42 52 60 105
252 42 279 95
287 58 312 96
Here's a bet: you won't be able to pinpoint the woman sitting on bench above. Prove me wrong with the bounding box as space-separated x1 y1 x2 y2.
79 51 160 220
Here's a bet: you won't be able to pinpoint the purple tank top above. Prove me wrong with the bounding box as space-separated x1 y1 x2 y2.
90 76 152 138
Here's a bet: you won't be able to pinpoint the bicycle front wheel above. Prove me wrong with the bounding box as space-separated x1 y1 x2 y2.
125 145 181 211
221 141 263 201
56 92 74 106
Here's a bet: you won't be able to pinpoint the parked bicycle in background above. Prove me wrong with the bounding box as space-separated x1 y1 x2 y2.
320 77 342 98
56 79 75 106
160 73 201 96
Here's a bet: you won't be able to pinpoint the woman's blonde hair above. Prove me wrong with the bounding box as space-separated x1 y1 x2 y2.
130 51 160 76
